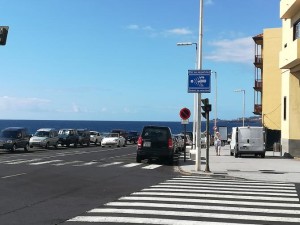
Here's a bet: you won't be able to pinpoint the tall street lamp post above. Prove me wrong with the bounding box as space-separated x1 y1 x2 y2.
234 89 246 127
211 71 217 130
177 42 198 150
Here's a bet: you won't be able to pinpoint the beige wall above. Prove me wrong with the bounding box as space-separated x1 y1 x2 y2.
280 0 300 157
262 28 282 131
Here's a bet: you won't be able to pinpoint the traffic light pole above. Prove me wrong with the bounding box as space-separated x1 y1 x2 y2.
205 110 210 172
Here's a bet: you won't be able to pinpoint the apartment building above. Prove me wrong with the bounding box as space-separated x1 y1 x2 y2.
253 28 282 150
279 0 300 157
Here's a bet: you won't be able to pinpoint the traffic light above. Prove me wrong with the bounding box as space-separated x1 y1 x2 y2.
0 26 9 45
201 98 211 119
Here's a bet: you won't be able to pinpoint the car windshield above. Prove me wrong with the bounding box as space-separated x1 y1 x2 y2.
109 133 119 138
0 130 18 138
90 131 97 135
59 130 69 135
34 131 50 137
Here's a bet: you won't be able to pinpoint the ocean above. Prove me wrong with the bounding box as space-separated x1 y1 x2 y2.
0 119 261 135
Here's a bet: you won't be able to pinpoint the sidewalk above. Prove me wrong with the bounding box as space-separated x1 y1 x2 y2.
178 145 300 183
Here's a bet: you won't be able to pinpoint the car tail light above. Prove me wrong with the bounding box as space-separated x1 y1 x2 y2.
137 136 143 149
168 138 173 150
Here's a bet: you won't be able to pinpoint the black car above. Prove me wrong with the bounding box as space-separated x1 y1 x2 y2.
58 129 79 147
0 127 31 152
77 129 90 146
126 131 139 144
136 125 175 164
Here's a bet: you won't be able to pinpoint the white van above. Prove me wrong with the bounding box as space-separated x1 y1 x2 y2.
230 126 265 158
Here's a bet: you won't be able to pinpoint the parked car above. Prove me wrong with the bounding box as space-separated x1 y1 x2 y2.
58 129 79 147
90 131 103 145
0 127 31 152
101 133 126 147
126 131 139 144
111 129 127 140
136 125 175 164
77 129 90 146
29 128 59 149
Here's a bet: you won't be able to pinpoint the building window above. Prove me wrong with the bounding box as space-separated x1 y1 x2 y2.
294 20 300 40
284 96 287 121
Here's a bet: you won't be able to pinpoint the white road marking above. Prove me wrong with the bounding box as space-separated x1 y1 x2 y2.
87 208 300 223
30 160 63 165
142 187 297 196
122 163 141 168
152 184 297 193
106 201 300 215
1 173 27 179
53 161 83 166
5 158 42 165
97 162 123 167
73 161 99 166
68 216 258 225
142 164 162 170
120 196 300 208
132 191 299 202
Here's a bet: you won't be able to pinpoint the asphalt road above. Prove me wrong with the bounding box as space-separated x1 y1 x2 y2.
0 144 179 225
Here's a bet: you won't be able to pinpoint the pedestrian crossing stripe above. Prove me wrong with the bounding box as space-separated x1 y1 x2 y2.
67 175 300 224
0 158 163 170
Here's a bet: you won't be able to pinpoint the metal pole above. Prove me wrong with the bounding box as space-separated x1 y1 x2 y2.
195 0 203 171
243 90 245 127
205 110 210 172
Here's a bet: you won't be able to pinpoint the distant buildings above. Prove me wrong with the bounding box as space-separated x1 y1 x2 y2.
253 0 300 157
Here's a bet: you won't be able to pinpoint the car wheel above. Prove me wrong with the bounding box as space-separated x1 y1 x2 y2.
136 155 142 163
261 153 265 158
117 141 120 147
66 143 70 147
24 143 29 152
10 144 16 152
54 142 58 149
230 151 234 156
87 141 90 147
74 141 78 148
95 140 98 145
45 142 49 149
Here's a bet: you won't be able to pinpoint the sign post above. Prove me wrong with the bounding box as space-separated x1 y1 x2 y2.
180 108 191 162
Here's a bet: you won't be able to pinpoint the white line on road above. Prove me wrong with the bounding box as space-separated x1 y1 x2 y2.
5 158 42 165
1 173 27 179
67 216 258 225
106 201 300 215
87 208 300 223
30 160 63 165
120 196 300 208
142 164 162 170
97 162 123 167
73 161 99 166
132 191 300 202
122 163 141 168
142 187 298 197
53 161 83 166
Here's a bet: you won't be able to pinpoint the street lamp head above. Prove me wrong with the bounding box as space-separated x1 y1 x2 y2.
177 42 193 46
234 89 245 93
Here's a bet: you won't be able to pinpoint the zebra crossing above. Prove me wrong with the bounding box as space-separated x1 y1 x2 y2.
66 175 300 225
0 157 163 170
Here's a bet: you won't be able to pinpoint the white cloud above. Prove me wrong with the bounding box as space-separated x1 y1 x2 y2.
0 96 51 111
165 28 193 35
205 0 214 5
126 24 139 30
205 37 254 63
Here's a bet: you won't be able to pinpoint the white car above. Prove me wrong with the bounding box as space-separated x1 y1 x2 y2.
89 131 103 145
101 133 126 147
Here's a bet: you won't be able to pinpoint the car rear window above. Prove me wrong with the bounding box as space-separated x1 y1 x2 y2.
142 127 170 140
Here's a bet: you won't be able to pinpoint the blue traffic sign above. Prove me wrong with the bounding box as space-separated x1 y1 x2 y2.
188 70 211 93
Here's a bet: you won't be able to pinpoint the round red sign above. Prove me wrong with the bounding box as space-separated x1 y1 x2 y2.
179 108 191 120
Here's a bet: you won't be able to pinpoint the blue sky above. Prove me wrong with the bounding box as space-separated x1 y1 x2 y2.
0 0 281 121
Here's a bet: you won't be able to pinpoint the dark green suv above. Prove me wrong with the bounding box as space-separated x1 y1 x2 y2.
136 126 174 164
0 127 31 152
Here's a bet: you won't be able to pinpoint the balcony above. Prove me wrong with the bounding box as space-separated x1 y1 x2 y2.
254 55 263 68
253 104 262 115
254 79 262 91
279 39 300 70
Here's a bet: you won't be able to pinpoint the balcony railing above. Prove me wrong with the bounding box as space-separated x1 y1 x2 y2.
254 79 262 91
253 104 262 115
254 55 263 68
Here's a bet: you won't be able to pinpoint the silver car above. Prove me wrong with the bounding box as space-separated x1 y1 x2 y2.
30 128 59 149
